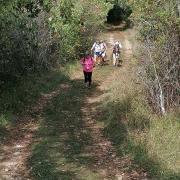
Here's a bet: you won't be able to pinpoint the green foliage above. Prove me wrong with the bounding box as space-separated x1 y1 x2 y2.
131 0 180 112
0 0 111 83
48 0 111 62
0 114 9 127
0 0 52 82
132 0 179 40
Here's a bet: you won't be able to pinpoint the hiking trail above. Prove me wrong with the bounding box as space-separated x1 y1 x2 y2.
0 29 148 180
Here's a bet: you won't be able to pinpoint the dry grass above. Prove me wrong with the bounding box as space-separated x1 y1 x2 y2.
99 53 180 179
148 114 180 175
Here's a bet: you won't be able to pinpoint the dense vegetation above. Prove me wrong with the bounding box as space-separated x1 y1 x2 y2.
131 0 180 114
0 0 179 179
124 1 180 178
0 0 110 83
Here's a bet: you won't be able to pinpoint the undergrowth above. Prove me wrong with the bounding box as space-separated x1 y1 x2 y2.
97 58 180 179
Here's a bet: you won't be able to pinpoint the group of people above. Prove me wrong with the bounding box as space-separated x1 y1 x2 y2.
91 40 122 66
80 40 122 88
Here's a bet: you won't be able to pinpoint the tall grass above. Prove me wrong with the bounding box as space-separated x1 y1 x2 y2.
98 56 180 179
147 114 180 177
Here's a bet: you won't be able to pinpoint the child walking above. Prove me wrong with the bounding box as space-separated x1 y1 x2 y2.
80 51 95 88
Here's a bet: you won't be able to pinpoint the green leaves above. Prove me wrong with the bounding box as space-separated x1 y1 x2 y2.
47 0 111 63
132 0 180 112
0 0 111 83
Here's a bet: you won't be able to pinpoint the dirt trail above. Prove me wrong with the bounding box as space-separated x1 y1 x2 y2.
0 30 147 180
78 30 147 180
0 84 69 180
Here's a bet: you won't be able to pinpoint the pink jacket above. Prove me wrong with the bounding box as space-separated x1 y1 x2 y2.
80 56 94 72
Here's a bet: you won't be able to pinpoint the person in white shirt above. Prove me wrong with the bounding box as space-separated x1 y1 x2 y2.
91 40 102 64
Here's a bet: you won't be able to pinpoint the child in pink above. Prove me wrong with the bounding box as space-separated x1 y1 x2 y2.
80 51 94 88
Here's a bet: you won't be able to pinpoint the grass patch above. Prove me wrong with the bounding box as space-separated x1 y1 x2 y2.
0 111 15 143
146 114 180 178
0 71 68 114
96 61 180 179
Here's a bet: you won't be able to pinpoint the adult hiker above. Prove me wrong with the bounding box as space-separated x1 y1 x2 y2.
80 51 95 88
112 41 122 66
91 40 102 65
100 40 107 63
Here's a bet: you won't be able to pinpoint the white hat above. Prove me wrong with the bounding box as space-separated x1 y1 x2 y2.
115 41 119 45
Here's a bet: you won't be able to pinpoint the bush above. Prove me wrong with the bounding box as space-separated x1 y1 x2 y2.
132 0 180 114
0 0 111 84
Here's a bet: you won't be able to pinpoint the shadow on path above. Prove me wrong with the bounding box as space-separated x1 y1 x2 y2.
28 79 105 180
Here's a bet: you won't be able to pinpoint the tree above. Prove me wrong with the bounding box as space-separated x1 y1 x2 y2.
132 0 180 114
0 0 111 84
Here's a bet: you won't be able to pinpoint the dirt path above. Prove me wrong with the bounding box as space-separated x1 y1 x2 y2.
0 29 147 180
77 30 147 180
0 84 69 180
